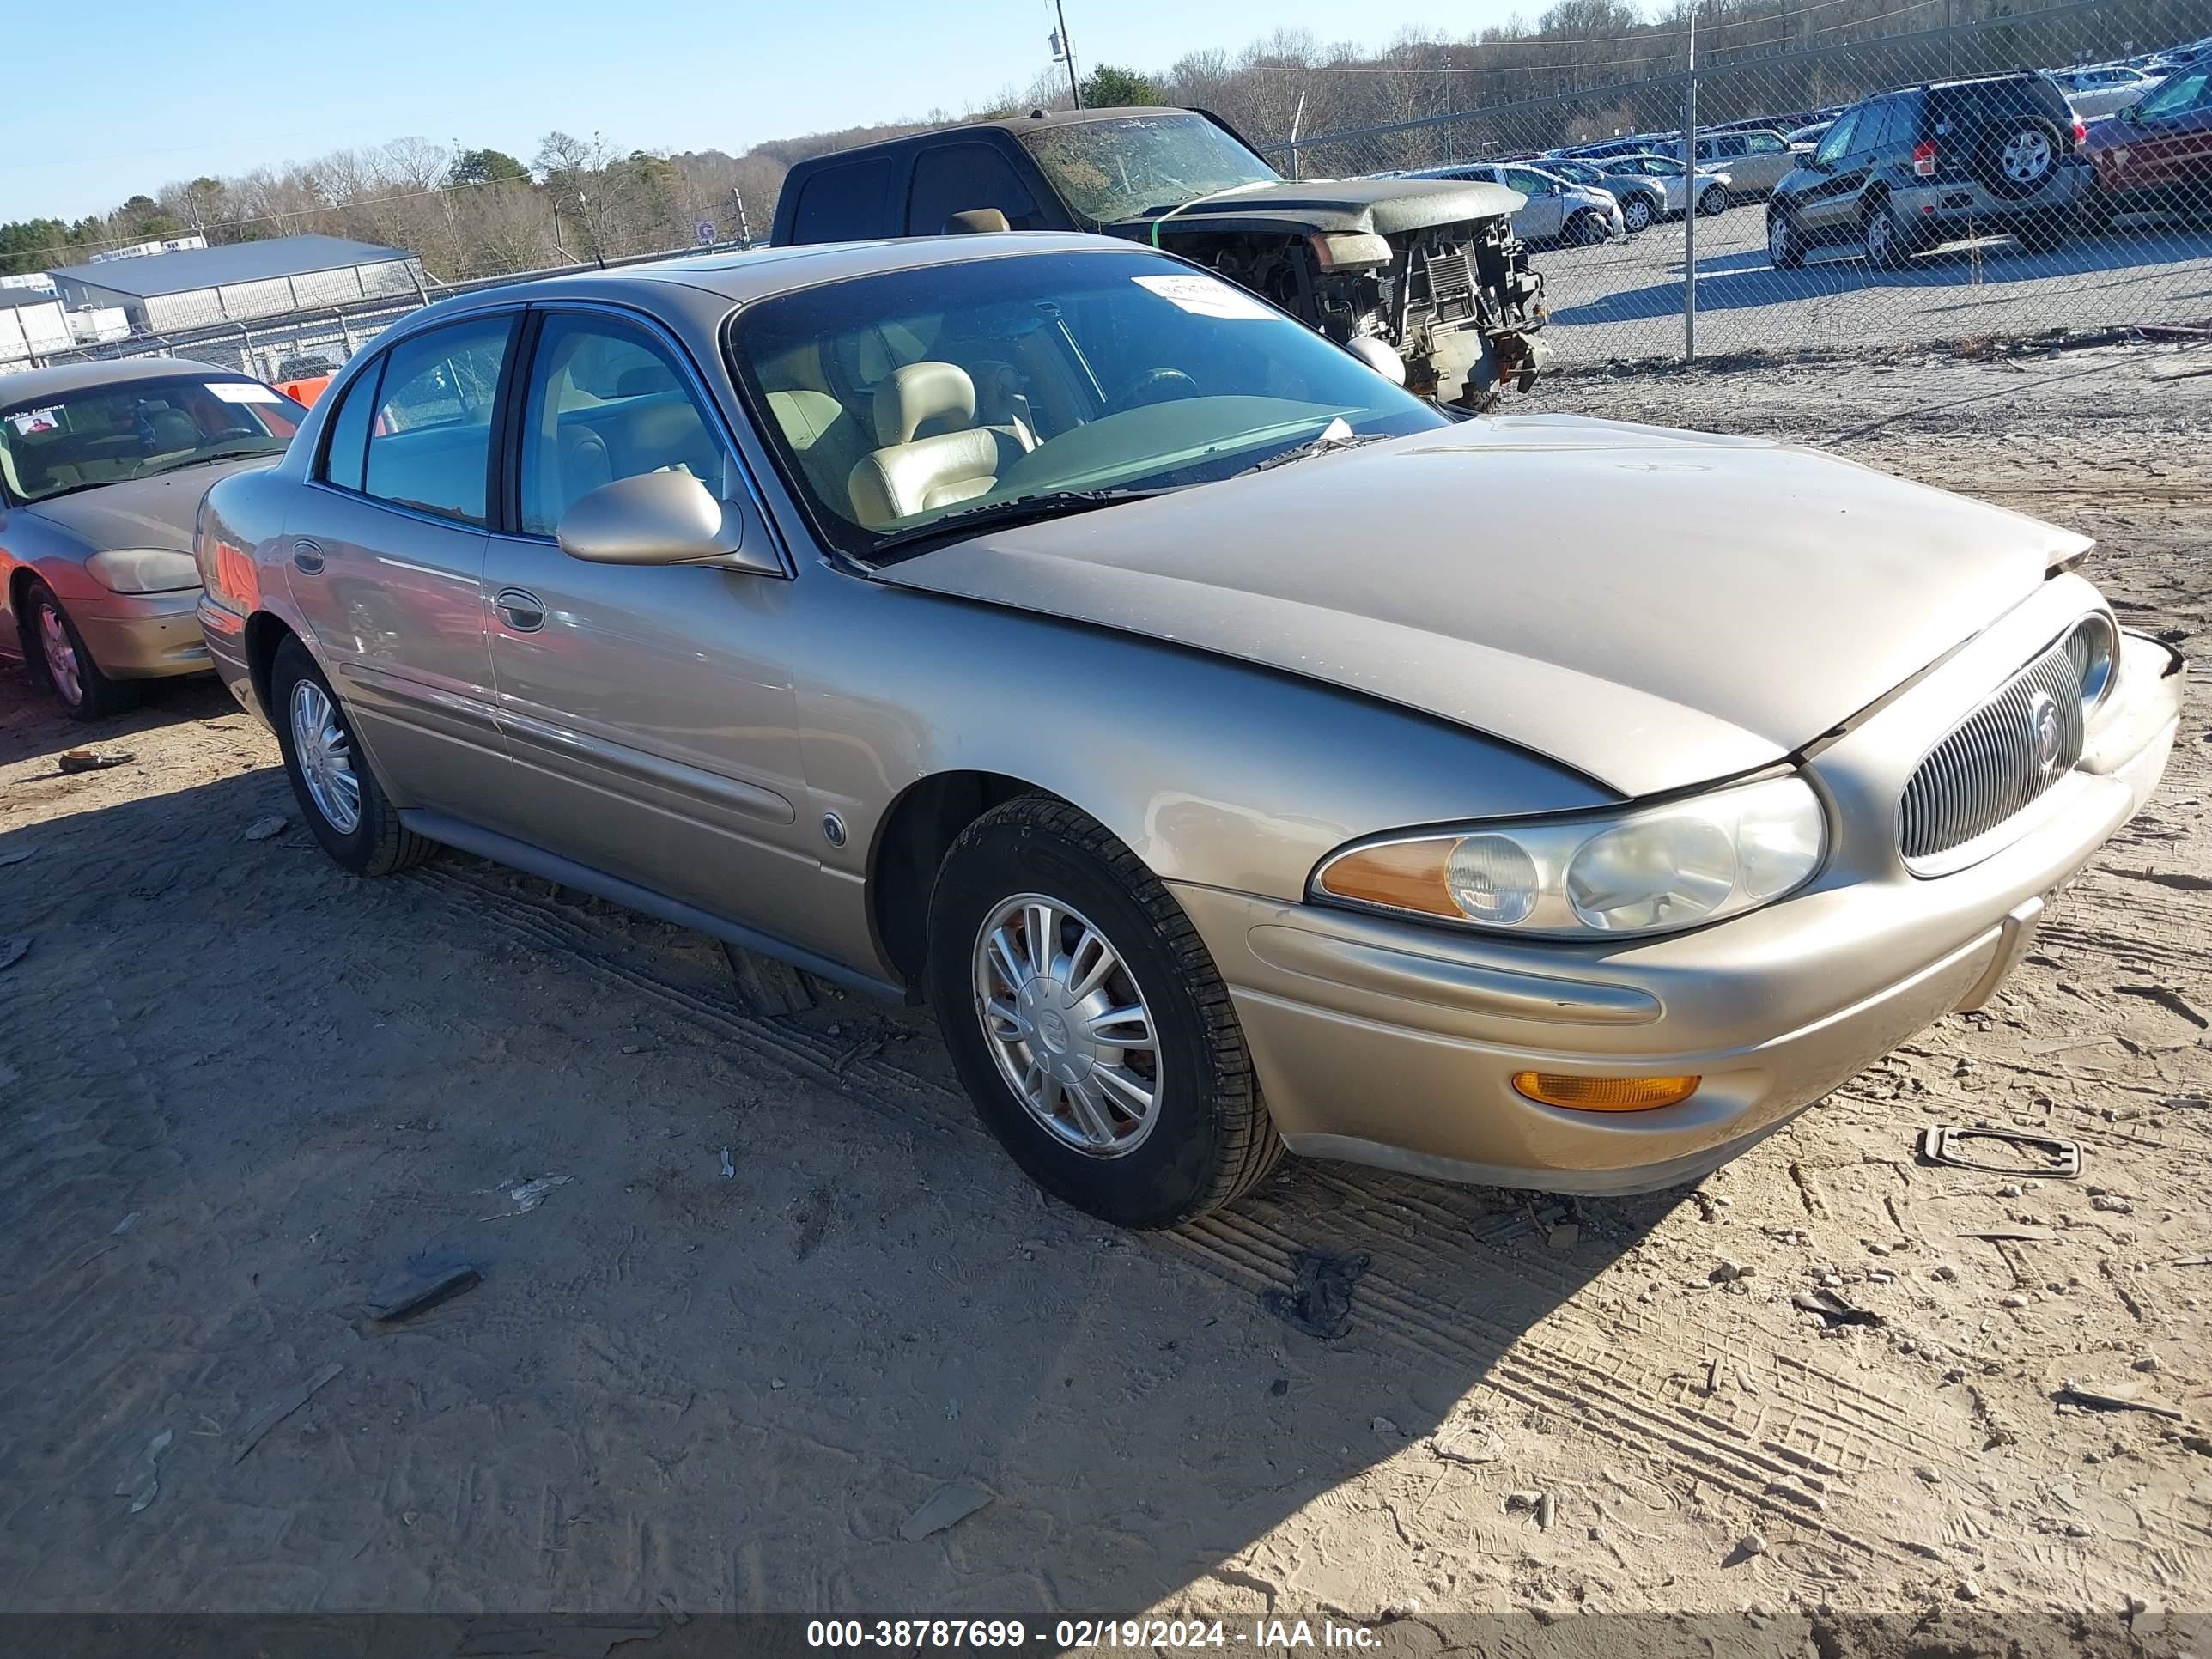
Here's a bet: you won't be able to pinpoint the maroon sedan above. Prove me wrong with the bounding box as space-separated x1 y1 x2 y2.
2083 65 2212 218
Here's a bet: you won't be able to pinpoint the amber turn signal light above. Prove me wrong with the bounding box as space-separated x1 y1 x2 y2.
1511 1072 1700 1112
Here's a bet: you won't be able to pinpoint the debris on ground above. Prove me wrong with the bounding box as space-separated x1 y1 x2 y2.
0 845 37 868
720 1147 735 1180
57 747 135 774
1917 1125 2081 1176
1260 1249 1369 1340
232 1363 345 1464
482 1174 573 1218
0 937 28 971
111 1212 139 1237
2053 1379 2187 1421
368 1265 481 1325
1427 1425 1504 1466
1738 1531 1769 1558
241 816 289 842
115 1427 173 1515
1792 1288 1883 1328
898 1480 992 1540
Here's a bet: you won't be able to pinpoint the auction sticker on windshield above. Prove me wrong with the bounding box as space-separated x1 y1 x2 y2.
209 381 283 403
9 406 64 434
1133 273 1273 319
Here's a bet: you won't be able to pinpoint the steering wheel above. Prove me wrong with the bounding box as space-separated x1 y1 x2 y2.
1108 368 1200 412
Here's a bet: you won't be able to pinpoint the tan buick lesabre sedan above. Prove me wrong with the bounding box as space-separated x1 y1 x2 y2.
194 235 2185 1228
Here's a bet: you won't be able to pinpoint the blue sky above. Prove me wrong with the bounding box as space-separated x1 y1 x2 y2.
4 0 1529 222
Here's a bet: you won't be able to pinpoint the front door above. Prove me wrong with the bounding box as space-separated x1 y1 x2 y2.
1796 106 1868 234
285 313 515 812
479 307 816 946
1503 168 1566 240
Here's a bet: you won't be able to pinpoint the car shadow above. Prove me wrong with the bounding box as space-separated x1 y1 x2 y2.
0 758 1812 1620
1549 221 2212 326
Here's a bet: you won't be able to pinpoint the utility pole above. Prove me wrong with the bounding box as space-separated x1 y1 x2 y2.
732 185 751 246
1054 0 1081 109
1682 1 1698 362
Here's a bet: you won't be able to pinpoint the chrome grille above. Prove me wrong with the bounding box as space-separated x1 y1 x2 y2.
1899 641 2083 867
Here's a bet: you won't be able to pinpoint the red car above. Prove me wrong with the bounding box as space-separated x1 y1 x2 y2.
2082 65 2212 218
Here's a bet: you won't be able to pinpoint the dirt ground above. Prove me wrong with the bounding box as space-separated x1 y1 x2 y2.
2 342 2207 1638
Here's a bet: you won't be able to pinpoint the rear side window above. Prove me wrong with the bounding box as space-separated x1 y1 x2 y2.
907 143 1044 234
319 365 380 492
790 157 895 242
1932 78 2069 129
362 316 513 526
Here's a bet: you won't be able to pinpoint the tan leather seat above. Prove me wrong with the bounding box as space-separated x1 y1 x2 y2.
847 362 1001 529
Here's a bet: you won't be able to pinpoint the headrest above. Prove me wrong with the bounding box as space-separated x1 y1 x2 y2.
873 361 975 447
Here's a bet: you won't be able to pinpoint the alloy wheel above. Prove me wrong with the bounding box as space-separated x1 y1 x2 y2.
1625 196 1653 233
972 893 1161 1158
36 604 82 708
2002 130 2053 185
1867 208 1894 264
289 678 362 835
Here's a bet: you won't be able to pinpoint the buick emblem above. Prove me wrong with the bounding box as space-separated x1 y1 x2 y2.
2030 690 2063 775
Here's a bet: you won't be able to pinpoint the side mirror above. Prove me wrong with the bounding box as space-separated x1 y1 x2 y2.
556 471 780 574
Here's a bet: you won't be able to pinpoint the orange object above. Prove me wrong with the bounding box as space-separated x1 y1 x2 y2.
276 374 331 407
1511 1073 1700 1112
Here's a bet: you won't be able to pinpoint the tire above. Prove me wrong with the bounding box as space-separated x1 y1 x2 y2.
1767 205 1806 269
1977 117 2063 200
1568 208 1608 246
20 577 137 721
1698 184 1730 216
925 796 1282 1229
269 635 434 877
1863 197 1914 270
1621 193 1655 234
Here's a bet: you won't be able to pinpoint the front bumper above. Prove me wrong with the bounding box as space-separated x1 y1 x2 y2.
1176 605 2185 1196
198 594 264 721
73 588 210 680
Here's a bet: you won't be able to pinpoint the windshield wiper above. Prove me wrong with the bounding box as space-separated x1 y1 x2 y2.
873 486 1181 556
1237 419 1391 475
137 441 284 477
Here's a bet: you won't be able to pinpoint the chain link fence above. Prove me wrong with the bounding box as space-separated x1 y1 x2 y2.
1262 0 2212 364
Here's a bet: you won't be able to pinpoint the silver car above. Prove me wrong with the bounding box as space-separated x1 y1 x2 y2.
1690 129 1800 197
2 358 301 717
1411 163 1626 245
198 236 2185 1229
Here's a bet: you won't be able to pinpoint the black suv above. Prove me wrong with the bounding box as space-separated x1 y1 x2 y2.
1767 73 2089 269
770 106 1550 405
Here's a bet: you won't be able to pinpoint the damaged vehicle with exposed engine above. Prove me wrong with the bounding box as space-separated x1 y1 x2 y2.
770 106 1550 406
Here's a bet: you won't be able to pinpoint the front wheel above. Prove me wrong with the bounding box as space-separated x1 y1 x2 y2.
1698 185 1730 216
1767 207 1806 269
1568 208 1609 246
21 578 137 721
926 796 1282 1229
1621 193 1655 234
269 635 435 877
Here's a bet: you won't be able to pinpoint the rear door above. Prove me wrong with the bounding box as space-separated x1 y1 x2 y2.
285 313 515 812
781 154 897 242
905 142 1054 234
479 304 816 943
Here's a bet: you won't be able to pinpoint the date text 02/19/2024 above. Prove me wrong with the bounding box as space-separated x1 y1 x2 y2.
805 1620 1384 1649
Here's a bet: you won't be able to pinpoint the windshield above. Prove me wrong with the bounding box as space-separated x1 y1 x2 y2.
0 373 301 503
2136 68 2211 118
729 248 1448 565
1018 112 1279 223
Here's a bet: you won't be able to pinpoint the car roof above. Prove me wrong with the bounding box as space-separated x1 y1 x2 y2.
0 356 254 405
789 106 1214 166
386 233 1156 323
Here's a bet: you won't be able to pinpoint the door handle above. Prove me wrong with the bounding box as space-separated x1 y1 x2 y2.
292 538 325 575
495 587 546 633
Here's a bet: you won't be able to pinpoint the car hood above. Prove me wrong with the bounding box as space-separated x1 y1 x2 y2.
878 416 2087 799
1109 176 1525 239
21 456 279 550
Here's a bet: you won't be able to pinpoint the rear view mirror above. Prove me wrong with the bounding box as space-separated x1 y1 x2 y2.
557 471 780 574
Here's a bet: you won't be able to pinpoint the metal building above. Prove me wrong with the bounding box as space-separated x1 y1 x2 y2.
48 235 425 336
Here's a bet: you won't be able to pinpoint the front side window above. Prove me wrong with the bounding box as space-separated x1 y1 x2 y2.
1746 132 1787 154
0 374 300 504
1814 107 1862 165
1504 167 1554 195
1018 112 1278 224
731 248 1448 563
362 315 512 525
517 313 725 537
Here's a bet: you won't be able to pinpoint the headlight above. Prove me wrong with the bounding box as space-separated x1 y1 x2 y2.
1313 775 1828 939
84 548 201 594
2063 614 2116 711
